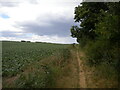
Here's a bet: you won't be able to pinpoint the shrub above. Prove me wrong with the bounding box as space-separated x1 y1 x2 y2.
85 40 113 66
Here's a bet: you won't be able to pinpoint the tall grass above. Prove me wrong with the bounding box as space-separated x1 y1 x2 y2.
81 40 119 87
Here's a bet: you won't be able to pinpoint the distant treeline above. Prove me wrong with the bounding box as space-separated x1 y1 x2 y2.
21 40 31 42
21 40 46 43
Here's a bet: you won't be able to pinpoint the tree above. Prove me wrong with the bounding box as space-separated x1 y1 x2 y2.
71 2 120 86
71 2 108 45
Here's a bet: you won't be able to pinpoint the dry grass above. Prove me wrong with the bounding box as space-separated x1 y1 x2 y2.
79 49 118 88
55 49 79 88
3 48 80 88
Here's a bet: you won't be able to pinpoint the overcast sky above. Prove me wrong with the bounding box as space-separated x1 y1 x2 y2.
0 0 81 44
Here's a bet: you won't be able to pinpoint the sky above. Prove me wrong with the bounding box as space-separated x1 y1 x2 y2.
0 0 82 44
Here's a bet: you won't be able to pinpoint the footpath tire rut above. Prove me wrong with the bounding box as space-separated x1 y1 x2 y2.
77 50 87 88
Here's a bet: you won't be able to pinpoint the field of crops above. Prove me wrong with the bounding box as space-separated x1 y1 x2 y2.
2 41 72 88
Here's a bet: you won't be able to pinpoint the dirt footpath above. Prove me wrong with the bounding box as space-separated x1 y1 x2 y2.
77 50 87 88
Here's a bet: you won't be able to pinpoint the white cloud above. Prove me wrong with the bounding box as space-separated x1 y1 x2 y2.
0 0 81 43
1 34 77 44
0 0 79 22
0 17 23 32
30 34 77 44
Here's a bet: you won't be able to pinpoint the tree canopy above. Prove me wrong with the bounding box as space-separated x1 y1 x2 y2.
71 2 120 81
71 2 120 43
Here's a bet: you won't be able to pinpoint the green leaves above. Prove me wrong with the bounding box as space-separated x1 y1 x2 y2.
71 2 109 44
2 41 69 77
71 2 120 71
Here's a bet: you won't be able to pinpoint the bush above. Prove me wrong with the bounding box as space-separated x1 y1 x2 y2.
85 40 113 66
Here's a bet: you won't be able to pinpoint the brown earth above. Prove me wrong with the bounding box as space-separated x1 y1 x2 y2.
77 50 87 88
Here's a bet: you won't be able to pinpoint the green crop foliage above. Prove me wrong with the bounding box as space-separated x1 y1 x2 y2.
2 41 70 77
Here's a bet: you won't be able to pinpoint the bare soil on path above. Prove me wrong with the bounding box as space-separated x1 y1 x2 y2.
76 50 87 88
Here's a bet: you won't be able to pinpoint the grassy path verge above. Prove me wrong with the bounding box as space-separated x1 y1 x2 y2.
76 46 118 88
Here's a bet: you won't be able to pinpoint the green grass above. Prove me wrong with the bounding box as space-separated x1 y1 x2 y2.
2 41 69 77
2 41 72 88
